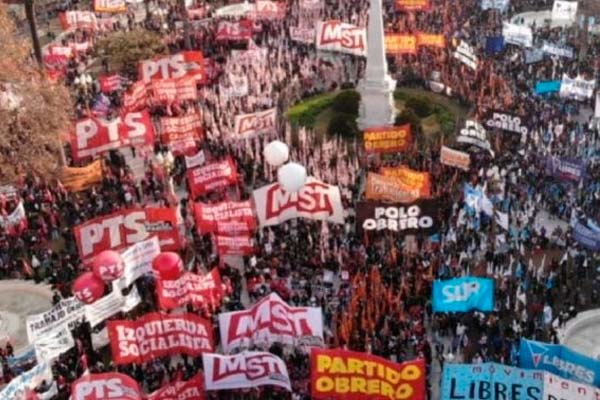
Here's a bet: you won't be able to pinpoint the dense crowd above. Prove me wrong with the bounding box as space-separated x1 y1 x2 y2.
1 0 600 398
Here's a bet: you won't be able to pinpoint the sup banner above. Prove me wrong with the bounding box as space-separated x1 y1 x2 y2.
311 348 426 400
107 312 214 365
218 292 324 352
441 362 543 399
363 125 411 153
520 338 600 386
356 199 439 236
432 277 494 312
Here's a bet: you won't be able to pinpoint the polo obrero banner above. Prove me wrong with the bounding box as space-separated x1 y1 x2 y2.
356 199 440 236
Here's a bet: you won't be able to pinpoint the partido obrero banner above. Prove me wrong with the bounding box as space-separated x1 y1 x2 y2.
107 312 214 364
311 348 426 400
364 172 423 203
363 124 411 153
432 277 495 312
355 199 439 235
218 292 324 353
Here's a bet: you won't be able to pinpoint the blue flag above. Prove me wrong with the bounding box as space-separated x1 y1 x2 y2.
432 277 494 312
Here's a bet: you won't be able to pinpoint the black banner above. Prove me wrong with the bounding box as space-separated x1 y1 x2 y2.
484 110 529 135
356 199 440 236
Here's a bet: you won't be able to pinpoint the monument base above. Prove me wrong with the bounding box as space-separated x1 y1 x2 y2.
357 75 397 130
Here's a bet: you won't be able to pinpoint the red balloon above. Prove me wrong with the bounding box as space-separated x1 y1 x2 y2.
92 250 124 282
152 252 183 280
72 272 105 304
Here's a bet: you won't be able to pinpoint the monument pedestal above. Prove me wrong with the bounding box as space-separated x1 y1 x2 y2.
357 75 397 129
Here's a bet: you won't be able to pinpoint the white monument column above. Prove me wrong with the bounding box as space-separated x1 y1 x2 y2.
357 0 397 129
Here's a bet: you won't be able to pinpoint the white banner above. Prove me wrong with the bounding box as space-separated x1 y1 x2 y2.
218 292 324 352
33 326 75 363
26 297 85 345
0 362 53 400
481 0 509 11
543 372 600 400
560 74 596 100
121 237 161 286
231 48 268 65
453 40 478 70
502 22 533 48
233 108 277 137
315 20 367 57
0 201 26 229
84 285 141 328
290 26 315 44
552 0 578 23
214 2 254 17
595 92 600 118
219 75 249 99
92 327 110 350
541 41 574 58
203 351 291 391
457 120 494 156
253 177 345 227
185 150 206 169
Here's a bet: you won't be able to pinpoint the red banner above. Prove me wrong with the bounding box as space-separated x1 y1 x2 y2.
363 125 411 154
187 158 238 198
379 166 431 197
139 51 205 83
395 0 430 11
99 74 123 93
71 372 141 400
254 1 286 19
107 313 214 365
216 20 253 41
122 81 148 113
193 200 255 234
311 349 426 400
416 32 445 48
59 11 98 30
74 207 181 264
215 234 254 256
93 0 126 13
70 111 154 161
146 373 206 400
160 113 203 155
148 76 198 105
156 268 223 310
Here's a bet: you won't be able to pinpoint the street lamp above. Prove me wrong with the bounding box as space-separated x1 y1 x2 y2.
156 150 176 204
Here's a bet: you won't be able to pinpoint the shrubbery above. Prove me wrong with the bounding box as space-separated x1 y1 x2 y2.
331 90 360 115
405 96 433 118
285 92 336 127
327 112 359 138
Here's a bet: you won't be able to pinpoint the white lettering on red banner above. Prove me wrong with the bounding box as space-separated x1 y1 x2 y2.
160 112 202 155
290 26 315 44
315 20 367 56
156 269 223 310
146 373 206 400
216 20 253 41
186 158 238 198
254 1 285 19
215 234 254 256
71 373 141 400
252 177 345 227
139 51 205 83
233 108 277 137
193 200 255 233
107 313 213 364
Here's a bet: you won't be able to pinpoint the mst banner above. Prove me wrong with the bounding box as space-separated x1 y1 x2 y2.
356 199 439 236
363 125 411 153
187 158 238 198
315 20 367 57
71 372 141 400
107 313 214 365
146 373 206 400
311 349 425 400
441 362 543 399
219 292 324 353
194 200 255 234
520 338 600 386
139 51 205 83
364 172 423 203
233 108 277 136
203 351 291 391
432 277 494 312
74 207 181 263
156 269 223 310
60 160 103 192
253 177 344 227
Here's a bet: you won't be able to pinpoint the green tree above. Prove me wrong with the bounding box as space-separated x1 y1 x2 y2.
95 28 167 78
327 112 359 139
331 90 360 116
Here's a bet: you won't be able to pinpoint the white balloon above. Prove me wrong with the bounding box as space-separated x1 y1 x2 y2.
277 162 307 193
264 140 289 167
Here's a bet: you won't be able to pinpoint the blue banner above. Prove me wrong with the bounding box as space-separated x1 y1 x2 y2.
520 339 600 386
441 362 543 399
432 277 494 312
545 156 586 182
535 80 561 94
485 36 505 54
572 222 600 251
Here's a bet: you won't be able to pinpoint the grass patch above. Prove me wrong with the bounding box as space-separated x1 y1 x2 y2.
285 92 338 128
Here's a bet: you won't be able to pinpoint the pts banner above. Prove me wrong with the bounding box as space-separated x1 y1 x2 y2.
71 372 141 400
107 313 214 364
311 348 426 400
139 51 205 83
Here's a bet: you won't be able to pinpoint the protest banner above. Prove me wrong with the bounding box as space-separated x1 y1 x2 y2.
233 108 277 137
93 0 127 12
253 177 345 227
99 74 123 93
122 81 148 112
194 200 255 234
60 160 103 192
315 21 367 57
545 156 585 182
107 313 214 364
559 74 596 100
0 362 53 400
311 348 426 400
573 221 600 251
146 373 206 400
203 351 291 391
84 286 141 328
502 22 533 47
155 268 223 310
543 372 600 400
484 110 529 135
219 75 249 99
379 166 431 197
215 20 253 41
186 158 238 198
551 0 578 24
385 34 417 54
440 362 543 399
74 207 181 264
254 0 285 19
139 51 205 83
59 11 98 30
0 201 27 233
541 41 574 58
535 80 561 95
432 277 494 312
356 199 440 236
148 76 198 104
185 150 206 169
395 0 430 11
214 234 254 256
121 237 160 286
453 40 478 70
70 111 154 161
160 112 203 155
290 26 315 44
416 32 445 48
485 36 505 54
481 0 510 11
26 297 85 344
71 372 142 400
219 292 324 352
520 338 600 386
33 326 75 363
364 172 423 203
363 125 411 153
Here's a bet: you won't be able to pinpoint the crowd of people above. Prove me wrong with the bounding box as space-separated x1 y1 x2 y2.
1 0 600 398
